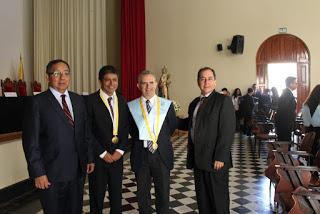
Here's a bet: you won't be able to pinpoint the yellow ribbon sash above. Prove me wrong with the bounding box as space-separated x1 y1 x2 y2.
99 90 119 142
139 97 160 147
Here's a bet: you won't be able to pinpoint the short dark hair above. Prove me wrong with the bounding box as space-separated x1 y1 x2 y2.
46 59 70 74
285 76 296 87
247 88 253 93
98 65 118 80
221 88 228 92
197 67 216 81
137 70 156 83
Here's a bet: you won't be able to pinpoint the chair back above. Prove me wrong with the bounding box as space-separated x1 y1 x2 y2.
31 81 42 95
1 78 16 92
16 80 27 96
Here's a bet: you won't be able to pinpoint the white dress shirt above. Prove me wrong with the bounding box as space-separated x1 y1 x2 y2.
99 89 124 158
141 95 157 148
49 87 74 119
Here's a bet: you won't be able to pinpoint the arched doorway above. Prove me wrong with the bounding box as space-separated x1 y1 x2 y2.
256 34 310 112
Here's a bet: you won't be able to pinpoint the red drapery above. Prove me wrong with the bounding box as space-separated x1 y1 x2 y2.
121 0 146 101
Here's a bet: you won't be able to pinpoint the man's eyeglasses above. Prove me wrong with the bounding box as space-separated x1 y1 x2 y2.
49 70 70 77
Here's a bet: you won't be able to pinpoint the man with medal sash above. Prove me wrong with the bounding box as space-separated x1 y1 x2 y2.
128 70 177 214
86 65 129 214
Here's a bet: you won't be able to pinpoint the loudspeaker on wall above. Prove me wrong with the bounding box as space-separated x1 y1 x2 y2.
228 35 244 54
217 44 223 51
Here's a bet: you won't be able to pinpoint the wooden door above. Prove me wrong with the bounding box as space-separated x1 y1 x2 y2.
256 34 310 112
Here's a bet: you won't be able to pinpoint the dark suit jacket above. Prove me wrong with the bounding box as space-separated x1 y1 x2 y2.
275 88 296 134
86 91 129 158
129 103 177 172
239 94 254 118
22 90 93 182
186 91 235 171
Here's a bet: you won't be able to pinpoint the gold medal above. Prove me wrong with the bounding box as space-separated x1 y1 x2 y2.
112 136 119 144
152 142 158 150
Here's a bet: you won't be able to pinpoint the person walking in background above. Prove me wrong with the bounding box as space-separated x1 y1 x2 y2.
22 59 95 214
275 76 297 141
184 67 235 214
232 88 242 132
270 87 279 111
239 88 255 136
128 70 177 214
87 65 129 214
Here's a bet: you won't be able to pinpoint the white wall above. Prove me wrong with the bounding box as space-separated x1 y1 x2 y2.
0 0 33 188
145 0 320 115
0 140 29 189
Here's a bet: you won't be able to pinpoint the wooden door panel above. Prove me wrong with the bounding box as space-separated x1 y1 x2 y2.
256 34 310 112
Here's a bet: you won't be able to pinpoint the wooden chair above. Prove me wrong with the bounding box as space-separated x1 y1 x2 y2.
31 80 42 95
1 78 17 96
16 79 27 96
289 186 320 214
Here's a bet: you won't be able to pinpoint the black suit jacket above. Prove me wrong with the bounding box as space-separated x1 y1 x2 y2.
129 103 177 172
186 92 235 171
275 88 296 134
22 90 93 181
86 91 129 158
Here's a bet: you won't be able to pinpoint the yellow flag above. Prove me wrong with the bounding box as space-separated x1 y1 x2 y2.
18 54 24 80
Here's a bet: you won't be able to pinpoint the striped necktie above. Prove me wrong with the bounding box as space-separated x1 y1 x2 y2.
107 97 114 119
146 100 155 153
61 94 74 127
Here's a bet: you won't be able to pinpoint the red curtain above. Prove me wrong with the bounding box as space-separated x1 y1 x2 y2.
121 0 146 101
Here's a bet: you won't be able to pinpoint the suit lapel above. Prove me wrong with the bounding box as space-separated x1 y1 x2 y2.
195 92 217 127
95 91 113 126
46 89 73 128
69 92 79 130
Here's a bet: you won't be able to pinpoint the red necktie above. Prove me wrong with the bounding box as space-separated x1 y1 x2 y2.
61 94 74 127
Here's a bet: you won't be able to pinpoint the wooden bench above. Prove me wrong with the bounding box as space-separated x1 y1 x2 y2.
289 186 320 214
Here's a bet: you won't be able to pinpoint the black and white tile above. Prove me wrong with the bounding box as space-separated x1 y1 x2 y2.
3 133 275 214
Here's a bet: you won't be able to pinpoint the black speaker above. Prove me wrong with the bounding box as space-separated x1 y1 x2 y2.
217 44 223 51
228 35 244 54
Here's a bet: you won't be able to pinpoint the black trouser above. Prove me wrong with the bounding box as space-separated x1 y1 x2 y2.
194 167 230 214
39 176 85 214
89 158 123 214
135 149 170 214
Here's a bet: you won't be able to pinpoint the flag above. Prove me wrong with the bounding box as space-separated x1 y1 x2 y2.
18 54 24 80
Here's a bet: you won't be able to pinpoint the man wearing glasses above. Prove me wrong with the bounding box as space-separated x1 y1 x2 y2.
22 59 95 214
179 67 235 214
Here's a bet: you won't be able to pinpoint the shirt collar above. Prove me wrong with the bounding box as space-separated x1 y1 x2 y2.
100 89 115 100
49 87 70 98
200 90 213 99
141 94 157 105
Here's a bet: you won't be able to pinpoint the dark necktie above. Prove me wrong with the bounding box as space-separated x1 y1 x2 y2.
61 94 74 127
107 97 114 119
146 100 155 153
191 96 206 142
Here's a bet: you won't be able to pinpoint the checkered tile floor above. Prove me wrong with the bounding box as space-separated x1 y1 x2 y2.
80 133 274 214
4 133 275 214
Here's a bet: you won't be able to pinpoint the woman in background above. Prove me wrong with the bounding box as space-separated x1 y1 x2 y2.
232 88 242 131
302 84 320 156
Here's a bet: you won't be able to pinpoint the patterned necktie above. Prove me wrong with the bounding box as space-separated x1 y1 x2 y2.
146 100 155 153
107 97 114 119
61 94 74 127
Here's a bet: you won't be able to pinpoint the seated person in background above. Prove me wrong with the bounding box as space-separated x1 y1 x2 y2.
220 87 230 96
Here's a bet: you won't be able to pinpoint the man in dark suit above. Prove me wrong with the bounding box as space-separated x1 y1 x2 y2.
22 59 95 214
128 70 177 214
185 67 235 214
87 65 129 214
239 88 255 136
275 76 297 141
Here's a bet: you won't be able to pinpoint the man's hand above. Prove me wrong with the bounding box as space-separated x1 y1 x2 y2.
111 151 122 162
87 163 95 174
34 175 51 189
213 161 224 170
103 153 114 163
